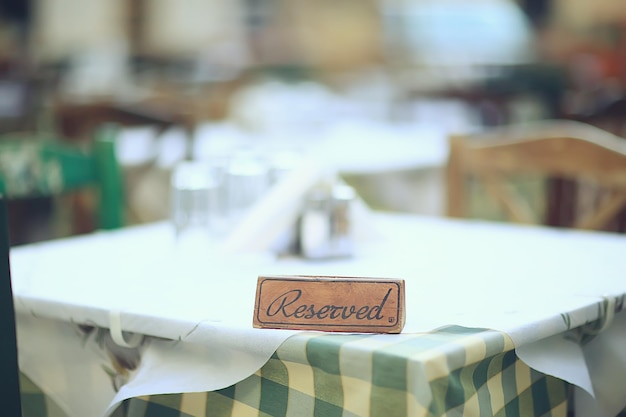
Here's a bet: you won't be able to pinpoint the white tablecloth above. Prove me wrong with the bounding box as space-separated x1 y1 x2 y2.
11 213 626 416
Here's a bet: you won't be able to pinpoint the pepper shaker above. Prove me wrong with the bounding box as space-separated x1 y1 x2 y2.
299 181 355 259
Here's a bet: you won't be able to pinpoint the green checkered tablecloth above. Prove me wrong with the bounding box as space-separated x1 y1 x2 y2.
116 326 569 417
20 372 69 417
20 372 127 417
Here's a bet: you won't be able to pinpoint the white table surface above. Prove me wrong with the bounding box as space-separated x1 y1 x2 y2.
12 212 626 339
10 213 626 416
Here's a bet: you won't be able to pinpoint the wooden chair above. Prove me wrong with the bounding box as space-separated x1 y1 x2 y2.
553 97 626 232
446 120 626 231
0 124 125 244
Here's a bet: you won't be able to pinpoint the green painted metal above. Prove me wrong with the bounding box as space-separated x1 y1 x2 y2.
0 124 125 231
93 124 125 230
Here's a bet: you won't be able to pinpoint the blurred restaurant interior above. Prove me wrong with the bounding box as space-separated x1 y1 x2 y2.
1 0 626 244
5 2 626 416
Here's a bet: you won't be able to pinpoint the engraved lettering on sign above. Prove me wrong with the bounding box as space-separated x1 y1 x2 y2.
265 288 392 321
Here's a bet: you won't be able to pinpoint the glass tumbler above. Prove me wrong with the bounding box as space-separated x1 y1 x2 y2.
224 150 270 226
170 161 221 253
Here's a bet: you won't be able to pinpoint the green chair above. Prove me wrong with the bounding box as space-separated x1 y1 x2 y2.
0 124 125 243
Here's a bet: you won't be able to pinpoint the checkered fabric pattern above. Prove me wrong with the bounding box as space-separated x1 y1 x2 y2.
20 372 68 417
20 371 128 417
119 326 569 417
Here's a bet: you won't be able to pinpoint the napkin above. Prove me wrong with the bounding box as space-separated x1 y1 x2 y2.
18 314 127 417
105 327 300 417
222 157 380 254
518 309 626 417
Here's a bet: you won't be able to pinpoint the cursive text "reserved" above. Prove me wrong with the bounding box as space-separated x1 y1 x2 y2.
265 288 392 321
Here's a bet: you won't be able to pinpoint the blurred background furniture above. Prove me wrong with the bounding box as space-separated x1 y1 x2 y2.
0 123 125 245
52 100 182 143
549 97 626 231
446 120 626 232
3 0 626 235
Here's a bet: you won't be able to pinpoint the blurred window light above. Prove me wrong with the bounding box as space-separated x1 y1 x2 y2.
386 0 536 67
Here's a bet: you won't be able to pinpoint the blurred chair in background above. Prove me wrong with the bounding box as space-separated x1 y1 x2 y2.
0 123 125 245
446 120 626 232
565 97 626 142
549 97 626 232
52 100 181 143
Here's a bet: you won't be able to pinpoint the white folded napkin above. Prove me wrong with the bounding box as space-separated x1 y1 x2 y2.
222 157 380 254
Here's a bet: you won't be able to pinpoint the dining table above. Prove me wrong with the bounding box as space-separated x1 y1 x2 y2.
10 211 626 417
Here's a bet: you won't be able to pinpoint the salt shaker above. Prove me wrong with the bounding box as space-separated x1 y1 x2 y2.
299 181 355 259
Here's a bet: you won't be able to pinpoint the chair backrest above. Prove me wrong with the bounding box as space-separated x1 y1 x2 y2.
554 97 626 231
0 196 22 415
446 120 626 231
0 124 125 241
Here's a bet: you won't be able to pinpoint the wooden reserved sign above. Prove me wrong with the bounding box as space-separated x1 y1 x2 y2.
253 275 405 333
